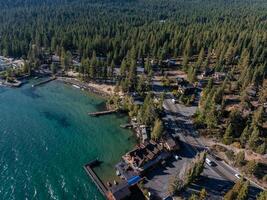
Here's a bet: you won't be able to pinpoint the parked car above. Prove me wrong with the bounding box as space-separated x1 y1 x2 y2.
172 98 178 103
174 155 181 160
235 173 241 179
205 158 215 166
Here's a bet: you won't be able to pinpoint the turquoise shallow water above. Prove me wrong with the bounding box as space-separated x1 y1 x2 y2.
0 81 135 199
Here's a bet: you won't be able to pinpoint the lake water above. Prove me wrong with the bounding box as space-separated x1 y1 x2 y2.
0 81 136 199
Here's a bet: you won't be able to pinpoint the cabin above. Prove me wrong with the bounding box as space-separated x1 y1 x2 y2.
176 77 195 95
201 68 214 79
164 59 178 67
136 66 145 75
213 72 226 81
197 79 208 88
176 77 187 85
178 83 195 95
52 55 60 64
246 85 257 99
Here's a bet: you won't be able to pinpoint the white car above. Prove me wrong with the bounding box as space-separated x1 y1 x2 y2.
205 158 214 166
235 173 242 179
174 155 181 160
172 98 177 103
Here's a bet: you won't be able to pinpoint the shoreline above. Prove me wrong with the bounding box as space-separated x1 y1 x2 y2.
57 77 118 99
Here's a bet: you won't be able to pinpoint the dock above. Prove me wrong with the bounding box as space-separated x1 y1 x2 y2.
88 109 118 117
84 159 133 200
120 123 133 129
32 77 56 87
84 159 109 197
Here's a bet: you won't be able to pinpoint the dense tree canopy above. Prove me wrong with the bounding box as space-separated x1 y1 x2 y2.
0 0 266 60
0 0 266 153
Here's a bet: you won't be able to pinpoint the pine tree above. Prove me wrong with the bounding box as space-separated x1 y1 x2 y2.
240 125 250 147
236 181 249 200
257 190 267 200
223 124 234 145
196 48 205 69
151 118 164 141
248 126 260 150
234 151 245 167
199 188 208 200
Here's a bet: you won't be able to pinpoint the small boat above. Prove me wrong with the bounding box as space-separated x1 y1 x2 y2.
114 180 118 185
72 84 80 89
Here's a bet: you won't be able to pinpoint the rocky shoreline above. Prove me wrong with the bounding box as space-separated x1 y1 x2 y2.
57 77 112 98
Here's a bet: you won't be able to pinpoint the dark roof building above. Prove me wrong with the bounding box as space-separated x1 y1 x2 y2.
122 141 169 173
163 136 179 151
109 181 131 200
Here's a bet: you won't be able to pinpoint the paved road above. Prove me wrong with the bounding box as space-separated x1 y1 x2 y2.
161 96 263 199
148 79 263 199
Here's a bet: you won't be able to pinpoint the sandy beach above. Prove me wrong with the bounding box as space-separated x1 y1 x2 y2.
57 77 122 97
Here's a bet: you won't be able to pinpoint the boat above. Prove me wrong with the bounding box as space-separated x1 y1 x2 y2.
72 84 80 89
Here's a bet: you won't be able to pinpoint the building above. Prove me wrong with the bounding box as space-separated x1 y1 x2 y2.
200 68 214 79
246 85 257 98
197 79 208 88
213 72 226 81
108 181 131 200
122 141 170 174
136 125 149 143
115 161 139 181
178 83 195 95
163 136 179 152
176 77 195 95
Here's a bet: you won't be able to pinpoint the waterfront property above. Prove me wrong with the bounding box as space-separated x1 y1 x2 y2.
0 56 24 71
84 160 132 200
122 140 171 174
85 159 146 200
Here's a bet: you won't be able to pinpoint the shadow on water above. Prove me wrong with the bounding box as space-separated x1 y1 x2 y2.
94 101 106 110
21 88 42 99
42 110 71 128
114 112 129 119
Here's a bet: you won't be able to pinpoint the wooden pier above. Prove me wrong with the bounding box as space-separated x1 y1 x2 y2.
32 77 56 87
120 123 133 129
84 159 109 197
84 159 134 200
88 109 118 117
